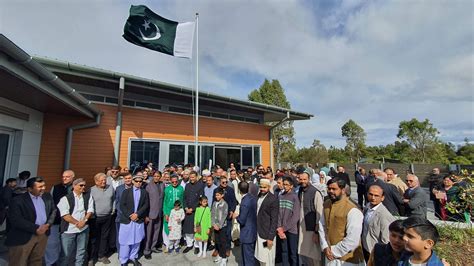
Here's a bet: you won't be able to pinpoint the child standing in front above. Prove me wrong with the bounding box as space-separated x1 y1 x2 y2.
212 188 229 265
398 217 445 266
194 196 212 258
168 200 185 253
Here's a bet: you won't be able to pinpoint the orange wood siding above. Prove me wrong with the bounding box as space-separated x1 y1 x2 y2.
38 104 270 188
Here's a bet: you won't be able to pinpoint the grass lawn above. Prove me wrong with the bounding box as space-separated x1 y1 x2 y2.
434 225 474 266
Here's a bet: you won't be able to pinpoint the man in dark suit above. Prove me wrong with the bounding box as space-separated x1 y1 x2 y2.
5 177 56 266
235 181 257 266
118 175 150 266
143 171 165 259
255 178 279 266
334 166 351 187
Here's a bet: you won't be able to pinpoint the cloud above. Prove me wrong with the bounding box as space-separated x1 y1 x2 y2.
1 0 472 149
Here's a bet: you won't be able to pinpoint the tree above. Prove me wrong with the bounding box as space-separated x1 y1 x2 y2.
397 118 439 163
457 138 474 164
341 119 366 163
248 79 295 164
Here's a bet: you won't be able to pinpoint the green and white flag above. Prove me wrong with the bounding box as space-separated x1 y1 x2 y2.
123 5 195 58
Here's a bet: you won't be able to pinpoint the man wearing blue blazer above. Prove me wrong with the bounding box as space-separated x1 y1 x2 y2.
235 181 257 266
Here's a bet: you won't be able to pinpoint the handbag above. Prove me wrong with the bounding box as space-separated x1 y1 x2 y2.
195 207 208 233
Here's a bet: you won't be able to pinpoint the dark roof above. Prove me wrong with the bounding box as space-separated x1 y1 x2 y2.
34 56 313 123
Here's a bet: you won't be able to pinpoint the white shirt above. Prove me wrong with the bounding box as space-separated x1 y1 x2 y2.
57 192 95 234
320 207 364 260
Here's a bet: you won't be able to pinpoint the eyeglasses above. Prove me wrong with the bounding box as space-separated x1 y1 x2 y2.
406 180 415 183
221 181 228 184
78 184 86 187
133 180 143 183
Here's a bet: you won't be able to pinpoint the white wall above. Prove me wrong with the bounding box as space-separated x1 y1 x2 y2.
0 97 43 179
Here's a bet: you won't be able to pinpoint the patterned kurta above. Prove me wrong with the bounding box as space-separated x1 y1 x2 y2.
163 185 184 235
168 208 185 241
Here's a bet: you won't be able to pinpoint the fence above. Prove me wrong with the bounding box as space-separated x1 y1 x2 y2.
278 162 474 187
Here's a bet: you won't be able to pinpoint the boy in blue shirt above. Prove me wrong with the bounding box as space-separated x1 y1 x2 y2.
398 217 444 266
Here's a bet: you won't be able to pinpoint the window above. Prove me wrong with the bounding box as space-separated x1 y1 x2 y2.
201 145 214 170
129 141 160 173
169 144 185 165
169 106 191 114
253 146 261 165
81 93 105 102
242 147 253 167
136 101 161 110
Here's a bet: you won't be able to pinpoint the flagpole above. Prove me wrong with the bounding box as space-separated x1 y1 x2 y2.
194 13 199 170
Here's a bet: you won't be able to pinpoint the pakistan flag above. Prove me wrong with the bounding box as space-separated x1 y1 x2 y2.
123 5 195 58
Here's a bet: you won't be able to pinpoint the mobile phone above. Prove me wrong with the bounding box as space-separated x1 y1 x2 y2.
263 241 268 247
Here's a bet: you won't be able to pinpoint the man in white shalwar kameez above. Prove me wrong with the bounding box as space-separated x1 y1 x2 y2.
118 176 149 266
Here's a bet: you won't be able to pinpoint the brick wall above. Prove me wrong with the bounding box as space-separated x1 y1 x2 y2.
38 104 270 188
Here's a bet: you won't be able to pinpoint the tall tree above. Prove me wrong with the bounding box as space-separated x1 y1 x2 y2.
341 119 366 163
397 118 439 163
248 79 295 164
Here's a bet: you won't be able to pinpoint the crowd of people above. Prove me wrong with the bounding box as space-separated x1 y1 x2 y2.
0 163 465 266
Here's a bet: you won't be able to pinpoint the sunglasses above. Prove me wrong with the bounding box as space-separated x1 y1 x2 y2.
133 180 143 183
78 184 86 187
221 181 228 184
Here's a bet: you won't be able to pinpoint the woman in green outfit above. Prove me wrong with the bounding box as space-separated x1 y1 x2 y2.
194 196 212 258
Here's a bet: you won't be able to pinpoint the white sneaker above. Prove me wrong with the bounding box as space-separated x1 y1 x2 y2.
214 256 222 263
219 258 228 266
202 252 207 258
197 251 202 257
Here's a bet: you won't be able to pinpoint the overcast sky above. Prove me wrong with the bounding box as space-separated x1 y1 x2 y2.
1 0 472 148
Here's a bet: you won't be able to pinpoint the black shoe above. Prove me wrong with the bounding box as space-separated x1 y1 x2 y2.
144 254 152 260
208 244 215 251
131 260 142 266
152 247 162 253
194 247 200 254
121 264 127 266
183 246 193 254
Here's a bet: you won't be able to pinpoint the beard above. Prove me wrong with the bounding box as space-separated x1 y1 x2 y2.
329 193 342 202
258 191 268 197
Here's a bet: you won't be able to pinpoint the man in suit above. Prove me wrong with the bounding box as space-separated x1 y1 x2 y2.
5 176 56 266
235 181 257 266
254 178 279 266
362 184 396 262
212 175 237 257
334 166 351 187
143 171 165 259
403 174 429 218
118 175 150 266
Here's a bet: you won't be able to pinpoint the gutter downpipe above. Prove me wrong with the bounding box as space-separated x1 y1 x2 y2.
113 77 125 166
269 111 290 171
64 113 102 170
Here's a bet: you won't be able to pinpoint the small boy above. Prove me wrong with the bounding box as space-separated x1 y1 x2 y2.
398 217 444 266
212 188 229 265
368 220 408 266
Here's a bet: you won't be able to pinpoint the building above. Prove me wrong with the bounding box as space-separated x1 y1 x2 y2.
0 34 311 186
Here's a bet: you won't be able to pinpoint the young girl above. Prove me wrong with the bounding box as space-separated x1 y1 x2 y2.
168 200 185 253
194 196 212 258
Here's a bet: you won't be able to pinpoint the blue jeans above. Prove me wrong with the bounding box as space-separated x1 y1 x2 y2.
60 228 89 266
281 231 298 266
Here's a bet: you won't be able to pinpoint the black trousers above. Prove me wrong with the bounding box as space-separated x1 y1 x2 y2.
88 215 112 260
214 226 228 258
280 232 298 266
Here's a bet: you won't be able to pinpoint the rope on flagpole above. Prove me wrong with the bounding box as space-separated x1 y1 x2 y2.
194 12 199 170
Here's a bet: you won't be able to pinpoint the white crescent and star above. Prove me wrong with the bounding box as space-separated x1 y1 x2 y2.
139 19 161 41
